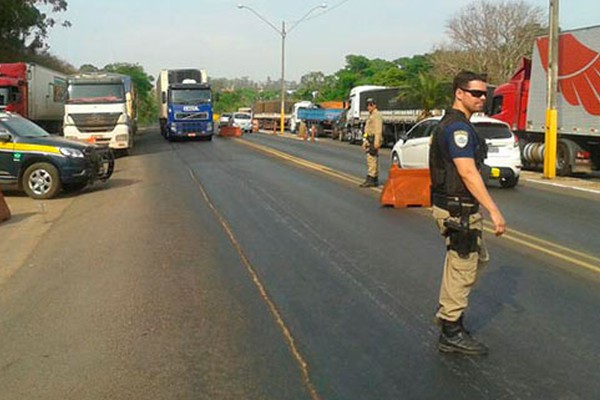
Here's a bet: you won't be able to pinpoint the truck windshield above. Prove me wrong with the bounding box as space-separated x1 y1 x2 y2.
0 116 49 138
170 89 211 105
67 83 125 104
0 88 9 106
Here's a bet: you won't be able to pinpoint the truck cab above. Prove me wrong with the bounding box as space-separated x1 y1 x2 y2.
63 73 135 153
163 80 214 140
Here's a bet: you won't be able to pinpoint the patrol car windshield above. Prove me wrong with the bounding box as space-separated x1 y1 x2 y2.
67 83 125 104
0 116 49 138
474 123 513 139
170 89 211 105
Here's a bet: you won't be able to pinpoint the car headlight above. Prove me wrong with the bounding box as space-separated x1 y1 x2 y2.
60 147 85 158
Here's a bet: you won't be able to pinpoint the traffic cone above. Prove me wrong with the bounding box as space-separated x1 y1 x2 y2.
380 166 431 208
0 185 11 223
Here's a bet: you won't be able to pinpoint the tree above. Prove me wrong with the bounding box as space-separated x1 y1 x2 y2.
400 73 451 116
431 0 546 84
0 0 70 54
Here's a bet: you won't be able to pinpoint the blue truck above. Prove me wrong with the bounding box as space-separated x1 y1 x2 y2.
296 105 344 137
157 69 214 141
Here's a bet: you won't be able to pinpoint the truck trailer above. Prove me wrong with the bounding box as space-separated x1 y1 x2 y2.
0 62 66 134
63 72 137 153
156 68 213 140
345 86 439 146
491 25 600 175
252 100 295 131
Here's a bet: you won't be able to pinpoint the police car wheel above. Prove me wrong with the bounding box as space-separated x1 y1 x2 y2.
23 162 62 200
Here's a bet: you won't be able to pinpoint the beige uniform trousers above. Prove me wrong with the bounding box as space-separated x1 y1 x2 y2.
432 206 489 322
366 153 379 177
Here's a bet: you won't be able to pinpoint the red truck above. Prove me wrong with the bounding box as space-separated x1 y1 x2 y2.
490 25 600 175
0 62 67 134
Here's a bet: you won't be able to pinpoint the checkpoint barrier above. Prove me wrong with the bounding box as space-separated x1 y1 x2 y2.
380 166 431 208
0 186 11 223
219 126 242 138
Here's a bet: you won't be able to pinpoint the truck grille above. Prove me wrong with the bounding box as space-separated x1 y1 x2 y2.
71 113 121 133
175 112 209 120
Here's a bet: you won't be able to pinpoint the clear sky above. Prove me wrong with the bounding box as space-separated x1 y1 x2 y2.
47 0 598 82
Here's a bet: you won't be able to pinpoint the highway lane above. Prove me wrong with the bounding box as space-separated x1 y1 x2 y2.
242 132 600 263
1 128 599 399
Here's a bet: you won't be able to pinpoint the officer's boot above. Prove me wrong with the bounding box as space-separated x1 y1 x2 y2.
372 175 379 187
359 176 371 187
438 318 488 355
360 175 377 188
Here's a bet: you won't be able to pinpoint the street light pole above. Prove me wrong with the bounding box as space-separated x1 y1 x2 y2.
280 21 286 134
238 4 327 135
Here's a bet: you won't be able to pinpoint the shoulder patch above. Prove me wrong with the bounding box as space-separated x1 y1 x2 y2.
453 130 469 148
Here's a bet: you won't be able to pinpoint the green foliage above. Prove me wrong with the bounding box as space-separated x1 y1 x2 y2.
0 0 70 54
102 63 156 125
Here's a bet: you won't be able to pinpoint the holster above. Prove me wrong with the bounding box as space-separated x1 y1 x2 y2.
366 135 378 156
443 200 479 258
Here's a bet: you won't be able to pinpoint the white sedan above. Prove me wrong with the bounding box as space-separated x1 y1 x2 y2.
230 112 253 132
391 115 522 188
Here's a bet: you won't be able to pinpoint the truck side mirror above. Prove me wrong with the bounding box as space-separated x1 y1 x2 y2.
161 91 166 104
0 131 12 143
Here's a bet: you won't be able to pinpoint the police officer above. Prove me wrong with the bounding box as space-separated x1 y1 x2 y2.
360 98 383 187
429 71 506 355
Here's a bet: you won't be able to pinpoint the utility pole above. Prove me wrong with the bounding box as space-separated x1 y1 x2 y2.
544 0 559 179
280 21 286 134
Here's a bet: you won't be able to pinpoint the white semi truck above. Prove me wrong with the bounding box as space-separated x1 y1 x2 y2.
63 72 137 153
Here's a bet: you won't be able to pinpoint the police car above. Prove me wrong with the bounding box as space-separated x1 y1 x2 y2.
390 115 522 188
0 111 114 199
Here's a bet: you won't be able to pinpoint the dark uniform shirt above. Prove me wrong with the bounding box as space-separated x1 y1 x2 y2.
430 109 485 206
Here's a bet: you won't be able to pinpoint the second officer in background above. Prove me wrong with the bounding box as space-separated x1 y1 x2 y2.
360 98 383 187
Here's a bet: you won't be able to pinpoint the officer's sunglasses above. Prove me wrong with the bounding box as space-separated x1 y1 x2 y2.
460 88 487 98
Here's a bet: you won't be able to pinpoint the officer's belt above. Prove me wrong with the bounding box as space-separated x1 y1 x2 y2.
432 194 479 214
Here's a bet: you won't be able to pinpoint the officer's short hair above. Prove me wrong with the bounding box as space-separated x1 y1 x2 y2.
453 71 487 93
366 98 376 106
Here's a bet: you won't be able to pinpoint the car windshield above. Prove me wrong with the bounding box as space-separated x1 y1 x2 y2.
67 83 125 104
234 113 251 120
170 89 211 105
0 116 49 138
474 123 512 139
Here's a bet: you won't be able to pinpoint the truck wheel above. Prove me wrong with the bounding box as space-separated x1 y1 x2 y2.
556 140 575 176
22 162 62 199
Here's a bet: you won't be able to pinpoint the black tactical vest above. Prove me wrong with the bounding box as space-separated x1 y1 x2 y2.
429 109 487 205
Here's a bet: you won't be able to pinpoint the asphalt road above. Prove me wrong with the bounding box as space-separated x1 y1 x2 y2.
1 127 599 399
